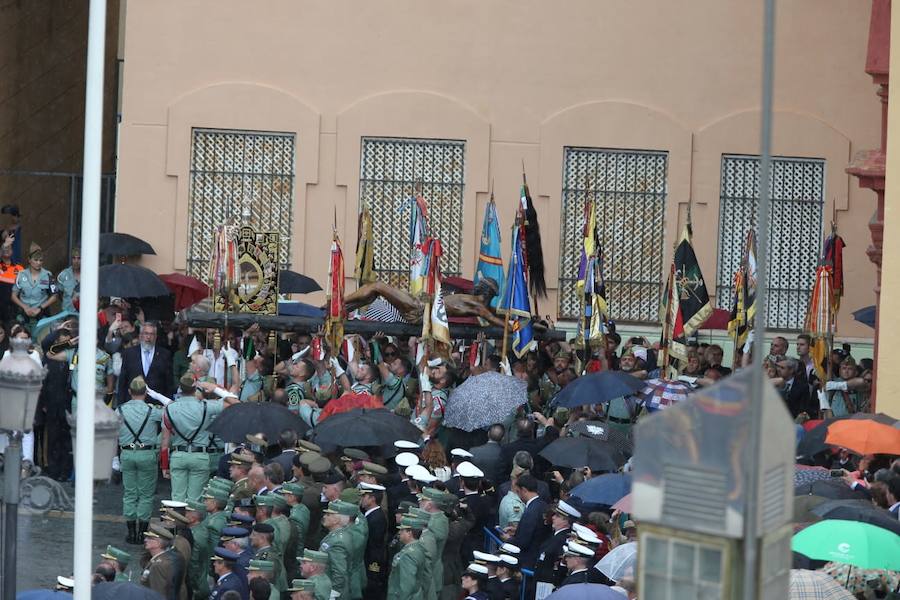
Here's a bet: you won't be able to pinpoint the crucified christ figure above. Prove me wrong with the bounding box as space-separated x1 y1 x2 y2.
344 277 508 328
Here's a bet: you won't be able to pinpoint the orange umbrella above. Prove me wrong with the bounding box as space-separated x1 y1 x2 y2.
824 419 900 456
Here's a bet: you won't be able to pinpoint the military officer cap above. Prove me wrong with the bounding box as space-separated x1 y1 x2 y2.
144 524 175 540
56 576 75 591
256 494 287 510
419 487 445 503
398 515 429 530
394 439 420 452
300 549 330 565
405 464 437 483
186 500 208 515
287 579 317 592
394 452 419 468
554 350 572 361
359 461 388 476
339 488 361 504
228 451 255 467
252 522 275 534
500 543 521 555
161 499 189 510
563 541 594 558
220 526 250 541
162 509 191 525
245 433 268 448
397 500 417 514
71 247 81 258
323 500 358 516
357 482 386 493
211 547 240 563
279 482 306 497
229 513 255 527
100 545 131 566
210 476 235 489
298 451 323 467
297 440 321 453
554 500 582 520
341 448 369 462
320 468 345 485
308 456 333 475
450 448 474 460
473 551 501 564
456 461 484 478
203 486 231 502
571 522 601 546
465 563 490 576
499 554 519 569
247 559 275 572
129 376 147 395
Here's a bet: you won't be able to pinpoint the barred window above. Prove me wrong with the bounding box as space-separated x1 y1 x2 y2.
716 155 825 330
559 148 669 322
187 128 296 278
359 137 465 288
642 534 726 600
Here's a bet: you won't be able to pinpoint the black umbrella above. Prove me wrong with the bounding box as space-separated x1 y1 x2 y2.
311 408 421 447
553 371 645 408
794 479 870 501
850 412 899 427
810 499 900 535
208 402 309 442
279 270 322 294
92 582 164 599
568 420 634 457
99 232 156 257
98 264 170 298
539 436 624 472
796 417 847 460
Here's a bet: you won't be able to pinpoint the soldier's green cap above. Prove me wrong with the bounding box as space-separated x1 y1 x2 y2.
129 376 146 394
255 494 287 509
228 452 254 466
323 500 358 516
287 579 317 592
247 559 274 572
100 545 130 565
419 487 446 503
186 500 207 515
206 479 234 493
398 516 429 530
279 482 305 497
408 507 430 520
203 487 231 501
210 476 235 490
308 456 332 474
341 448 369 462
144 524 174 540
162 508 190 525
359 461 388 476
297 440 321 453
397 500 417 514
339 488 361 504
299 549 329 564
298 451 322 467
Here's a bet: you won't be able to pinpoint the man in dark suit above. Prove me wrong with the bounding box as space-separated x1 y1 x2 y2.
117 321 173 405
776 358 815 418
559 541 609 586
504 474 549 570
209 547 249 599
499 419 553 482
533 500 579 588
360 482 388 599
470 424 505 483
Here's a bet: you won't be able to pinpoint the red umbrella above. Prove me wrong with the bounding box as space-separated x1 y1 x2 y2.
318 392 383 421
159 273 210 310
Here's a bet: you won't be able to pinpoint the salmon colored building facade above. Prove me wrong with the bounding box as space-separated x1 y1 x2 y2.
114 1 883 354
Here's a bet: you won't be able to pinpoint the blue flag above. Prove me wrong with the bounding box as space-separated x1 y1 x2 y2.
475 199 504 308
501 231 536 357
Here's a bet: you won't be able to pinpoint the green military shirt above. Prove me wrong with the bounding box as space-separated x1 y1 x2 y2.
67 347 112 413
417 527 437 600
268 514 292 566
289 503 310 558
206 510 229 549
189 521 211 597
386 540 425 600
319 527 353 599
164 397 224 448
285 380 311 415
425 511 449 600
114 571 129 583
56 266 79 313
253 546 287 593
239 371 264 402
381 372 409 411
14 268 53 308
117 400 163 446
308 572 332 600
348 512 368 599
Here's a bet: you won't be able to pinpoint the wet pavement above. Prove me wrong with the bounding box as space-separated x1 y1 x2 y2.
5 476 172 592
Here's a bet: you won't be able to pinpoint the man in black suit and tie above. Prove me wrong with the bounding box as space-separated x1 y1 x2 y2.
360 482 388 599
117 322 173 405
533 500 580 589
776 358 814 418
470 424 505 484
503 474 549 570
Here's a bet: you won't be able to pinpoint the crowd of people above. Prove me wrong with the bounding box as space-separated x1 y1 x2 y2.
0 235 896 599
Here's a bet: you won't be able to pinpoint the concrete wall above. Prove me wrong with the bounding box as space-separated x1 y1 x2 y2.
116 0 881 341
0 0 120 272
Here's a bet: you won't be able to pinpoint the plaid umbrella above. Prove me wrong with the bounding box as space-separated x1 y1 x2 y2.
444 371 527 432
794 465 832 487
639 378 693 412
789 569 854 599
820 563 900 596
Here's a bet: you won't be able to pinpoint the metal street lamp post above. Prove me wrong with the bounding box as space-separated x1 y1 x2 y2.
0 337 46 597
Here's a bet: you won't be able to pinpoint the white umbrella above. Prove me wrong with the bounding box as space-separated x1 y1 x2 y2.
595 541 637 583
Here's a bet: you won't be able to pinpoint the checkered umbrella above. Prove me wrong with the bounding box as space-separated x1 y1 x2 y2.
444 371 528 432
789 569 854 600
794 465 832 487
639 378 693 412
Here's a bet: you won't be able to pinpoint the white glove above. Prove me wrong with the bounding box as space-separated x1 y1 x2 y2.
111 456 121 472
817 390 830 410
330 357 345 378
419 373 433 393
223 345 240 368
145 386 173 406
825 381 848 392
742 329 755 354
677 375 698 385
500 357 512 377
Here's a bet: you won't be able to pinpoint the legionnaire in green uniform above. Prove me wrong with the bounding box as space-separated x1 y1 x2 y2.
419 487 451 600
298 549 333 600
184 500 210 599
162 376 238 502
247 559 279 600
260 492 298 578
202 485 232 550
118 376 163 544
287 577 319 600
250 521 287 594
408 507 436 599
100 545 132 582
341 491 368 600
294 452 328 549
279 482 310 571
319 500 357 599
387 516 428 600
11 244 58 328
55 248 80 313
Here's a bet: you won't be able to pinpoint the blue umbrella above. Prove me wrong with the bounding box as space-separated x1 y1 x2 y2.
570 473 632 506
547 583 624 599
553 371 645 408
851 305 875 328
16 593 72 600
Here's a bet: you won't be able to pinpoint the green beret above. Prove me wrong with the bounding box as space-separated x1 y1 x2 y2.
100 545 130 565
398 516 429 530
323 500 358 517
300 549 329 564
279 482 305 497
339 488 361 505
248 560 274 572
288 579 317 592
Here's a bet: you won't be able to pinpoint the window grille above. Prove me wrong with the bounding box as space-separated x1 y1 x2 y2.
559 148 668 322
187 128 296 278
643 534 726 600
359 137 465 288
716 155 825 330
